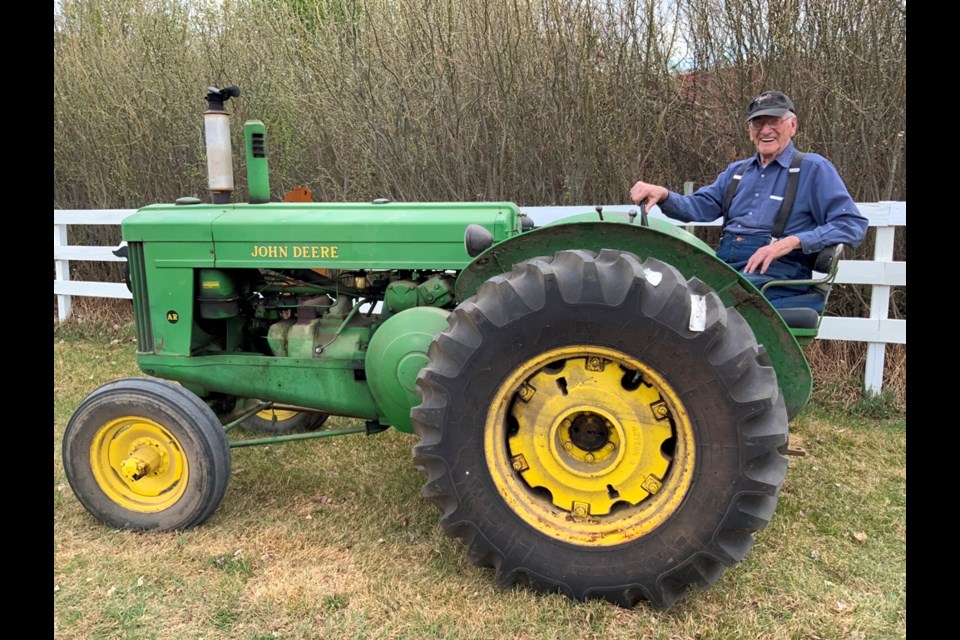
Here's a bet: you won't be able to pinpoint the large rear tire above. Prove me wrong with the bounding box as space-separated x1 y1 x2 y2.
62 378 232 531
411 250 788 608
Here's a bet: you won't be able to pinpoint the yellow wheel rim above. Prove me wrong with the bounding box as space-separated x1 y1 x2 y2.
89 416 188 513
484 346 696 546
256 408 299 421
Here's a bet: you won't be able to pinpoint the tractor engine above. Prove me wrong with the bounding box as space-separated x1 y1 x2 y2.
193 266 455 360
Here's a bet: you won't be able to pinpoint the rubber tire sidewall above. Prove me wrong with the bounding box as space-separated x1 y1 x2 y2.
62 378 232 531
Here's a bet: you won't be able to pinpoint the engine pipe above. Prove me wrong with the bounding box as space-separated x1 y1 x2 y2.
204 85 241 204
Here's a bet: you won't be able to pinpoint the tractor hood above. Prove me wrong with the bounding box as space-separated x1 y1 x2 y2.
122 201 522 270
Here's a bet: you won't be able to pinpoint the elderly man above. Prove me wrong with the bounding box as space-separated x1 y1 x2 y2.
629 90 868 306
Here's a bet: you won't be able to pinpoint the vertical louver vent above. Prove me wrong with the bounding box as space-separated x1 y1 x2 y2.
127 242 154 352
252 132 266 158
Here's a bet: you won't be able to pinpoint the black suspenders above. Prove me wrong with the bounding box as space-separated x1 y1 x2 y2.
722 152 806 239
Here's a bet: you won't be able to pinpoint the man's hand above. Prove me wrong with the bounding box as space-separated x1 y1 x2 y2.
629 181 669 213
745 236 802 274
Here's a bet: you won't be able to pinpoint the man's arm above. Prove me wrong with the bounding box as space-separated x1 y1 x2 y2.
629 181 669 213
630 162 743 223
790 160 869 254
744 236 802 275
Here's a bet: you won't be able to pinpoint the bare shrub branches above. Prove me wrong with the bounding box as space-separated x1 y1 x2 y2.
54 0 906 322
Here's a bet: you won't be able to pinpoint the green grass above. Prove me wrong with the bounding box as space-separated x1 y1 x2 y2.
54 326 906 640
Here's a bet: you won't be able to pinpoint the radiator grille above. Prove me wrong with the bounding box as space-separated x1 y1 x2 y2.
127 242 153 352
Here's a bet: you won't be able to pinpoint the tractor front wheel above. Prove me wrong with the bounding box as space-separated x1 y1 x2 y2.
411 250 788 608
242 407 329 434
62 378 231 531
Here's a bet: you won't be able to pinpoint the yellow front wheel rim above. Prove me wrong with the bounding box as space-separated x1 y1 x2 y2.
89 416 188 513
485 346 696 546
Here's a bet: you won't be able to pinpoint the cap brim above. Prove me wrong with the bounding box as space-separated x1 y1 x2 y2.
745 107 791 123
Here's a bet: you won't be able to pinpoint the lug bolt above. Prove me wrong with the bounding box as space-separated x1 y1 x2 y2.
511 455 528 472
642 474 663 494
586 357 604 371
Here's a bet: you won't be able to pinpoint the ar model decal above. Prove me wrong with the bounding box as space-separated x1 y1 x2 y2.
166 310 180 324
250 245 340 258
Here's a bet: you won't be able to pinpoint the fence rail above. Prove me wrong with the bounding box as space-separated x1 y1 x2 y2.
54 202 905 394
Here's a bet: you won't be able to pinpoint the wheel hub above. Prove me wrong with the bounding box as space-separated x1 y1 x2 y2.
90 416 189 512
486 346 696 545
553 410 621 469
567 413 610 452
120 439 168 482
507 354 676 517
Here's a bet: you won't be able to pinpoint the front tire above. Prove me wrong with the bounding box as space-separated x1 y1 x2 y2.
411 250 788 608
242 407 329 434
62 378 232 531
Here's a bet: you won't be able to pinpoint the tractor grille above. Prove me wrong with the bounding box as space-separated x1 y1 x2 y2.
127 242 154 352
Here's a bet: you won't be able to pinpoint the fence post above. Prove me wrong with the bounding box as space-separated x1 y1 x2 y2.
54 222 71 322
864 223 895 396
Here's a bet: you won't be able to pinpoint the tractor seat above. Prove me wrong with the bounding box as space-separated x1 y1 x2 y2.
760 245 844 331
770 289 827 329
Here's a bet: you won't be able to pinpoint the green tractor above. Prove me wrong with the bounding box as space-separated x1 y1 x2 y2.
62 86 838 608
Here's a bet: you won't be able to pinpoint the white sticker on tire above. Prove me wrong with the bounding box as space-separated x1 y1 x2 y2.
643 268 662 286
689 295 706 332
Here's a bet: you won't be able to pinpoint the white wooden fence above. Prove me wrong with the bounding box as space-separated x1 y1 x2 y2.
54 202 905 394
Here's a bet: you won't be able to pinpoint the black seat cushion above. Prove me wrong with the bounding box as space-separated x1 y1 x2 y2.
777 307 820 329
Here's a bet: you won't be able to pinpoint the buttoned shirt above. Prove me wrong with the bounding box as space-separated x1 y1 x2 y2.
658 143 868 254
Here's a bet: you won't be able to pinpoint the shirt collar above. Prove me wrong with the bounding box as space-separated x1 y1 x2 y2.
751 141 796 169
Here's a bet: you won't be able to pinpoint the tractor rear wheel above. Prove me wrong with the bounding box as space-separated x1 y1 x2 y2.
411 250 788 608
62 378 231 531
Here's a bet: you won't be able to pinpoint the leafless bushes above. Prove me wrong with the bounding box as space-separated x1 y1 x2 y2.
55 0 904 204
54 0 905 402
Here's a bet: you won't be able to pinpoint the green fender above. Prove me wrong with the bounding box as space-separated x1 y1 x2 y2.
454 219 812 419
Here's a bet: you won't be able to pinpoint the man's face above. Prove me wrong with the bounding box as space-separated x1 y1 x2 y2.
748 113 797 162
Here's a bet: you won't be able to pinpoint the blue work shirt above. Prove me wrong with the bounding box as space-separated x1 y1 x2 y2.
658 142 868 254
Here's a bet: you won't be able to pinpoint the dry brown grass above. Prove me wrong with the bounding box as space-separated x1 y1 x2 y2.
53 332 906 640
804 341 906 414
54 297 133 327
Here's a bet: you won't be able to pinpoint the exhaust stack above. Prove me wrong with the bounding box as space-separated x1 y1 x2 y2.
204 86 241 205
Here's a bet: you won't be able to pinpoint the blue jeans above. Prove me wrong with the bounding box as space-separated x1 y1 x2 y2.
716 234 811 301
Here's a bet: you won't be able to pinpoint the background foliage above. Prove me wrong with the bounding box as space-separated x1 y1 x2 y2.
53 0 907 405
53 0 906 207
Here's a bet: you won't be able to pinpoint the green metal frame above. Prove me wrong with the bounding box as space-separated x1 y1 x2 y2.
121 201 819 439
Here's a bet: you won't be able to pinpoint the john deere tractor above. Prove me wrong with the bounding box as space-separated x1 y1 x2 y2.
62 86 837 609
